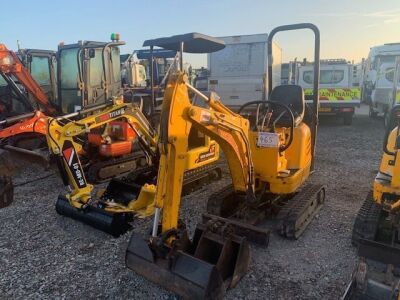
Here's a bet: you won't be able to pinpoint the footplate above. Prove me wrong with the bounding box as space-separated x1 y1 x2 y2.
276 184 325 239
0 176 13 208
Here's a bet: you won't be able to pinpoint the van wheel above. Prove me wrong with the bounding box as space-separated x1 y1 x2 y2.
344 113 353 125
369 105 378 118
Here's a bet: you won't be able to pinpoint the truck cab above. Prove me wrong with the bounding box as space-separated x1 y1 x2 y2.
57 40 124 114
297 59 360 125
207 34 282 110
370 62 396 121
361 43 400 108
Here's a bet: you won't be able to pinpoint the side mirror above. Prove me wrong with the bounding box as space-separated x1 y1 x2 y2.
89 49 96 58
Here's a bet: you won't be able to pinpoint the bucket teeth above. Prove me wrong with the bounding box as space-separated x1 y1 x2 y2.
126 223 250 300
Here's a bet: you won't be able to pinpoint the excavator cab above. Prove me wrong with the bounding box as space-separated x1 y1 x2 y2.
205 24 324 239
57 37 123 114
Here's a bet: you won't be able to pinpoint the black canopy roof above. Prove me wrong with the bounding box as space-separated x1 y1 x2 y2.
143 32 225 54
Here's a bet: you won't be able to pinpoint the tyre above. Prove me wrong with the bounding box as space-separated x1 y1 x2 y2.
343 113 353 125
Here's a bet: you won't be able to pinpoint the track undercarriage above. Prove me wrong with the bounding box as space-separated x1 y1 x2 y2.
206 183 326 240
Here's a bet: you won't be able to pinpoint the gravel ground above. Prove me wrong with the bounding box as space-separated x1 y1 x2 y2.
0 105 385 299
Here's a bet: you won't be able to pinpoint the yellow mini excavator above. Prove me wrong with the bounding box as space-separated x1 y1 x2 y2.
343 105 400 299
126 25 325 299
47 98 221 236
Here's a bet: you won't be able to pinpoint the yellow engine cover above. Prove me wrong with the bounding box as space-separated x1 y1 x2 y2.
250 123 312 194
373 127 400 211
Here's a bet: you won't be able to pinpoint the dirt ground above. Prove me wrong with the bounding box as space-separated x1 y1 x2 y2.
0 105 385 299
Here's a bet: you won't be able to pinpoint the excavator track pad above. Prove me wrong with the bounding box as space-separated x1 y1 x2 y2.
276 184 326 239
126 220 250 300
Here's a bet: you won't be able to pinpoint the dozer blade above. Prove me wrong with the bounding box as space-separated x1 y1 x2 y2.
0 176 13 208
55 195 132 237
126 223 250 299
342 239 400 300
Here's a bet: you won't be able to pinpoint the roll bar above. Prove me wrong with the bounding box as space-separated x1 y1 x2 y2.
267 23 320 171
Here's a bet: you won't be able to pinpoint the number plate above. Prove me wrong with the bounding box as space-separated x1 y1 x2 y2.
257 132 279 148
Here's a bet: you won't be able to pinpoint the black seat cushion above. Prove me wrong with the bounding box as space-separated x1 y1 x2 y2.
269 85 305 127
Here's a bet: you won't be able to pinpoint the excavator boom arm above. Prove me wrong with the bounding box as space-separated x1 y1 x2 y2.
156 73 253 232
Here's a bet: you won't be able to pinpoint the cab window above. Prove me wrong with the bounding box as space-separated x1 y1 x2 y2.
89 49 104 86
0 75 6 86
303 70 344 84
111 47 121 83
60 48 79 89
30 56 51 86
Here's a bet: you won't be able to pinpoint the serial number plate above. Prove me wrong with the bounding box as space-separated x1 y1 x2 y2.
257 132 279 148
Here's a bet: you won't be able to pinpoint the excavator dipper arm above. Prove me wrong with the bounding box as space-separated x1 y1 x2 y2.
154 73 254 233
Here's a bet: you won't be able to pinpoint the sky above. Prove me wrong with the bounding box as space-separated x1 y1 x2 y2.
1 0 399 67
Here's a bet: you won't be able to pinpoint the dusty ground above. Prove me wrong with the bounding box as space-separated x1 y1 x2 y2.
0 105 385 299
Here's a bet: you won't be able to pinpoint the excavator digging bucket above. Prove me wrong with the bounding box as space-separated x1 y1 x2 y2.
126 224 250 299
0 176 13 208
55 195 132 237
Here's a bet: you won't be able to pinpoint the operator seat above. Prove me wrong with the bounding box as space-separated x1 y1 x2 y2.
270 85 305 127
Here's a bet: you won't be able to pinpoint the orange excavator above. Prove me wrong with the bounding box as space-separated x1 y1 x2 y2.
0 43 57 139
0 43 59 207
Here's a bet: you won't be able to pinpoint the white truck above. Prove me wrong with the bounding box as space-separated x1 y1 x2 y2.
369 62 396 123
297 59 360 125
361 43 400 115
207 34 282 109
